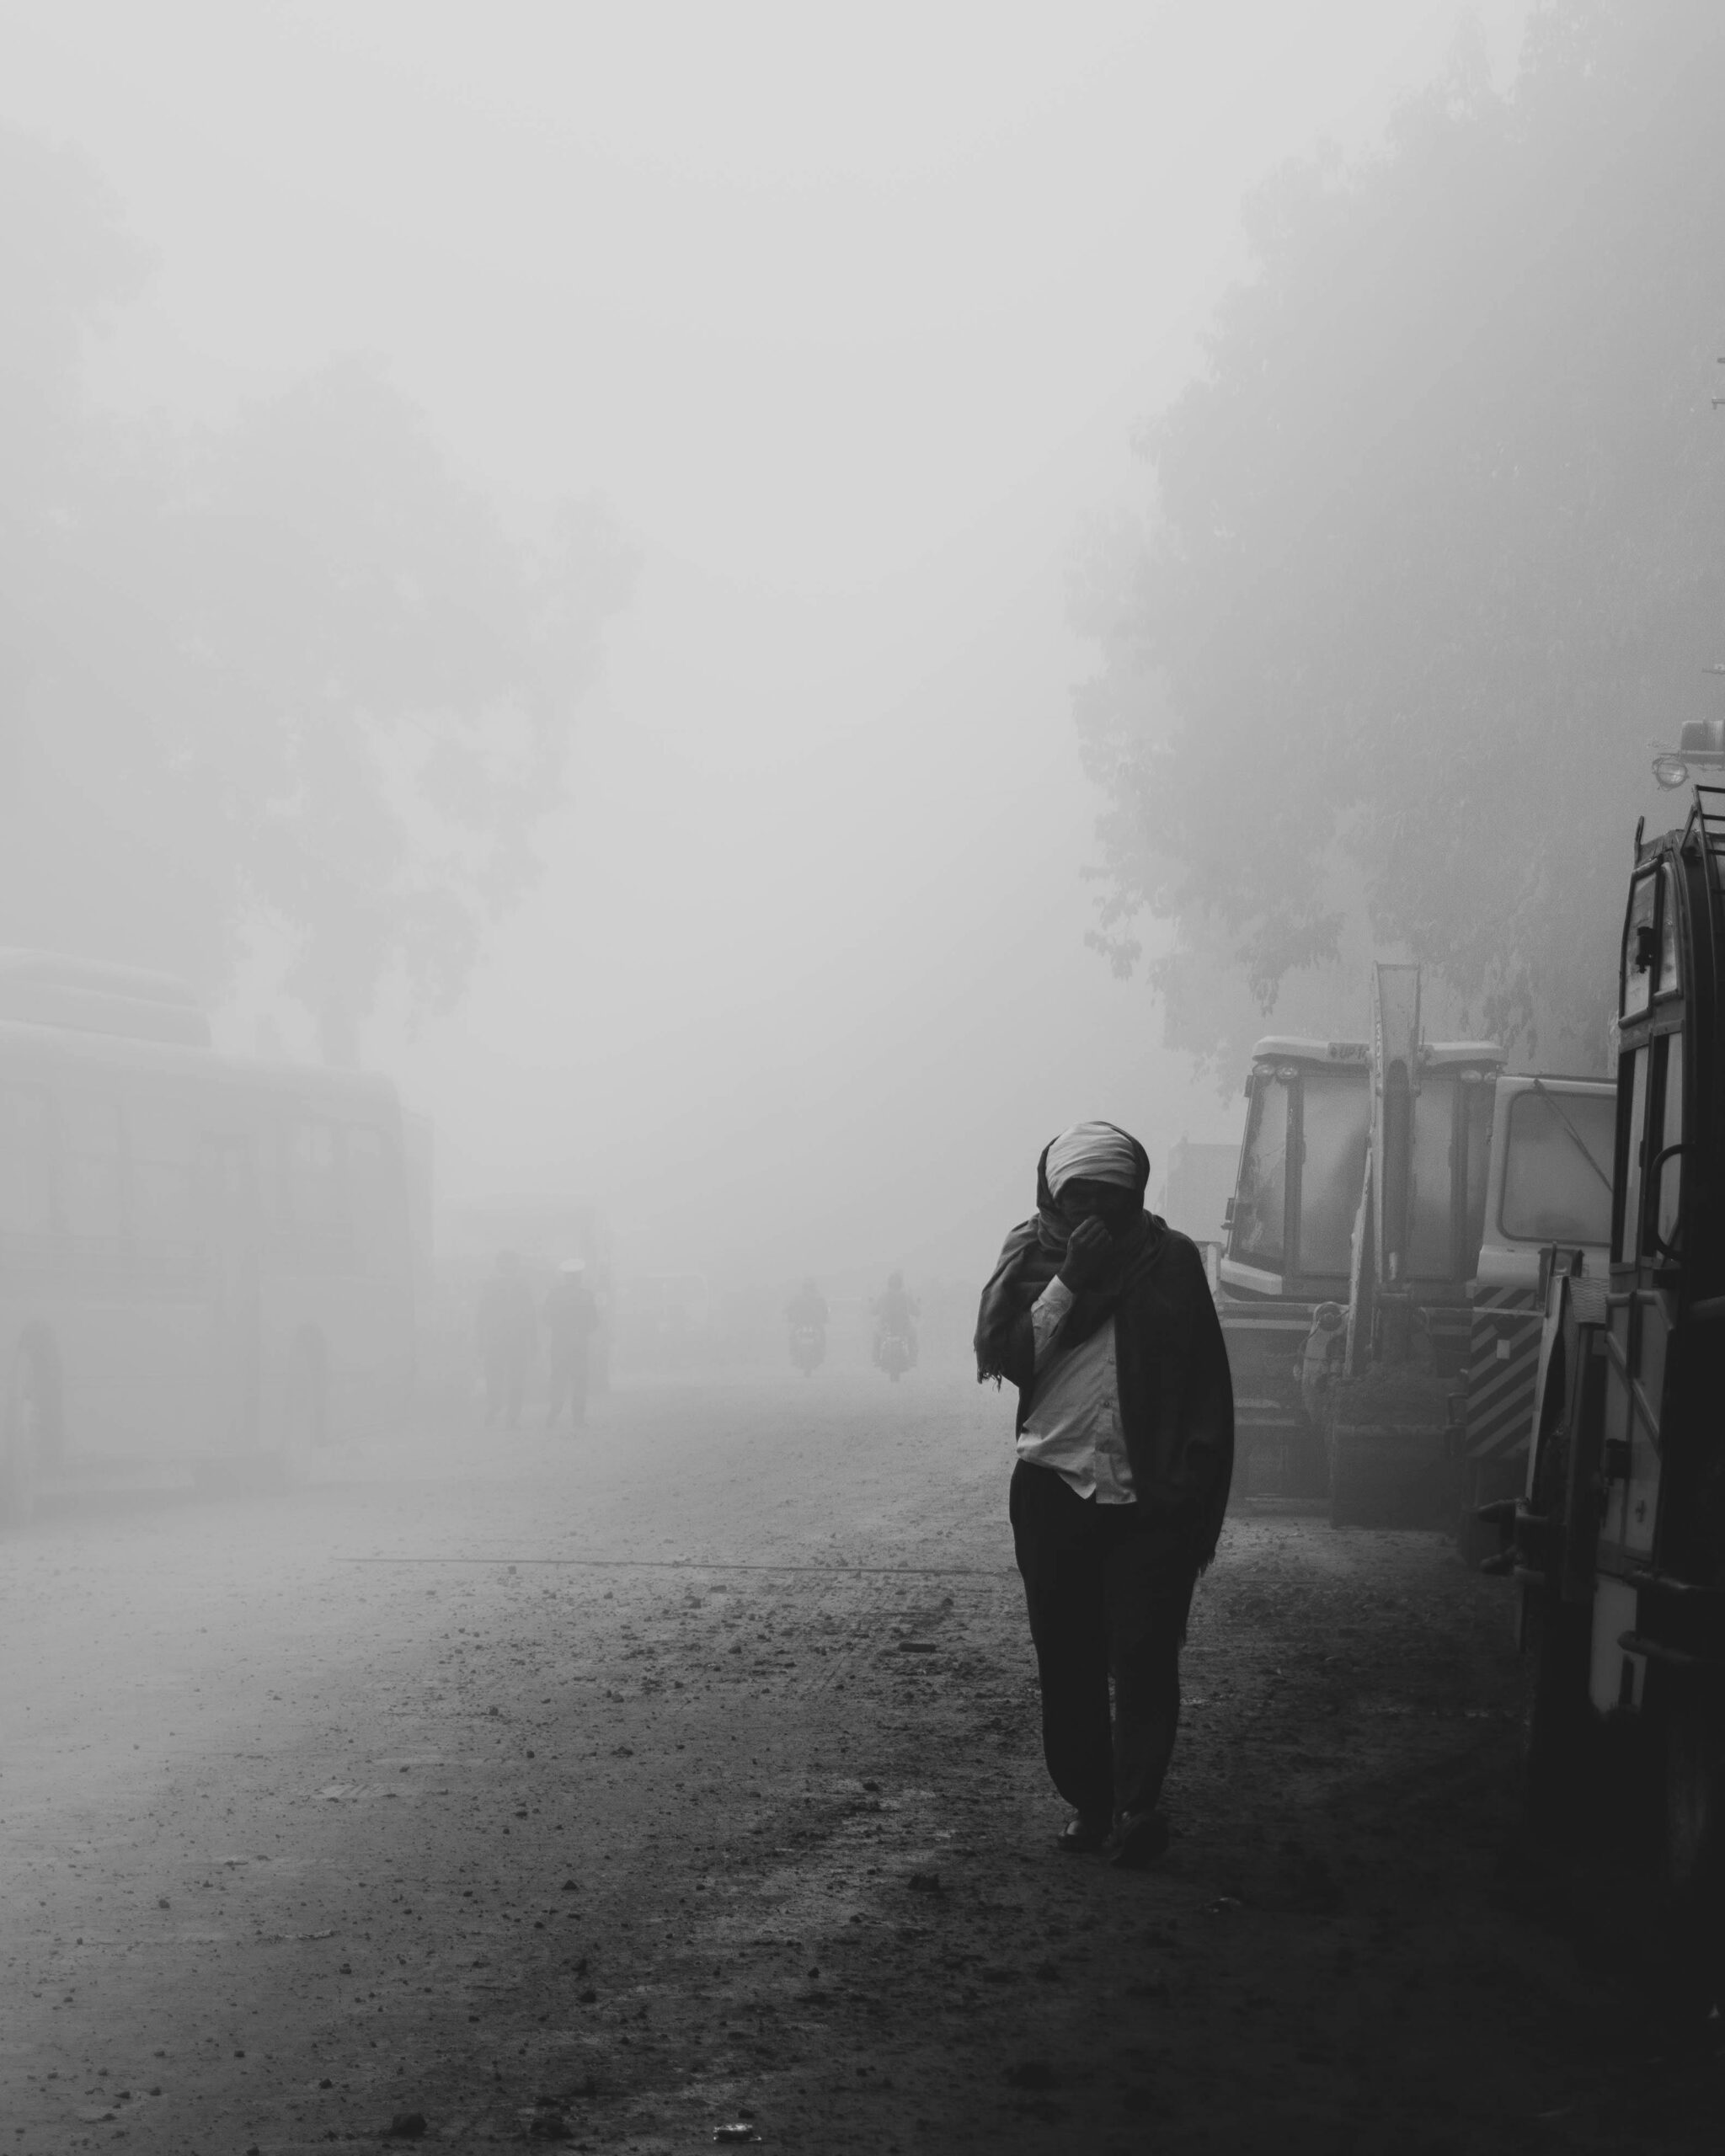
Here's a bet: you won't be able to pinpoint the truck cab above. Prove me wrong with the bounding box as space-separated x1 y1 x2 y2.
1461 1074 1615 1544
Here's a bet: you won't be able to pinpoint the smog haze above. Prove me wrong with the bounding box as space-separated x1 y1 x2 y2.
3 0 1535 1283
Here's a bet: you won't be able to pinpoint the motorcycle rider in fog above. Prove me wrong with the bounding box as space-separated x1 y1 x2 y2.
872 1270 919 1369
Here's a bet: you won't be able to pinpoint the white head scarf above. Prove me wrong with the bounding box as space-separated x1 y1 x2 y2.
1044 1120 1145 1198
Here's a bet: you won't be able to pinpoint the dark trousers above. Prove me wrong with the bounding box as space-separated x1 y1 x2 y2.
1010 1460 1197 1824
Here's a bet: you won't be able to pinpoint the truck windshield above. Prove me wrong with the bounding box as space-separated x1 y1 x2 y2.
1231 1075 1290 1269
1299 1066 1369 1275
1501 1090 1615 1245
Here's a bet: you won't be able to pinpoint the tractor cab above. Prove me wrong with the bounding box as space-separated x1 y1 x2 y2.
1221 1026 1502 1324
1217 992 1505 1512
1220 1038 1370 1303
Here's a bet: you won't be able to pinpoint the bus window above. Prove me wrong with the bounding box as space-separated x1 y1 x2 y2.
0 1085 52 1235
1652 1033 1683 1257
1232 1075 1290 1270
61 1093 123 1244
1502 1091 1615 1246
1298 1066 1368 1275
1406 1071 1458 1277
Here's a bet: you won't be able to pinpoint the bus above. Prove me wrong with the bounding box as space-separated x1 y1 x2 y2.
0 953 417 1524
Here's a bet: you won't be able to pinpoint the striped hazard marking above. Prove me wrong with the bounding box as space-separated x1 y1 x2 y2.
1465 1288 1542 1464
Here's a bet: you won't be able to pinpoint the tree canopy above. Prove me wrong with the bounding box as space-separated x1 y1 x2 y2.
1072 0 1725 1076
0 124 630 1061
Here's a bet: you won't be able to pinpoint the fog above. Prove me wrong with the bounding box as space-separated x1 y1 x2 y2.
3 0 1533 1285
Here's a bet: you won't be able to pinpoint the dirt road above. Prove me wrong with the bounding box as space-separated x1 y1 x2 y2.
3 1370 1717 2152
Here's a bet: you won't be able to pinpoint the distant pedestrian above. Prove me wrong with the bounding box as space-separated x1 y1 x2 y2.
975 1121 1233 1866
476 1251 537 1433
542 1258 600 1434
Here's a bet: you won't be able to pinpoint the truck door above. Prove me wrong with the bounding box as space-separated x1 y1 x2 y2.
1602 1026 1681 1567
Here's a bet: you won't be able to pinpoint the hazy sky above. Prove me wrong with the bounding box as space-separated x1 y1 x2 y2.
3 1 1533 1283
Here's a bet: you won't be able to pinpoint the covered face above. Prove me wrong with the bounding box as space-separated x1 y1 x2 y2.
1044 1121 1146 1200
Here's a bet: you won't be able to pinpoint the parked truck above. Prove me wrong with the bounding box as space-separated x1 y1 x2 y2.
1217 966 1610 1532
1509 787 1725 1926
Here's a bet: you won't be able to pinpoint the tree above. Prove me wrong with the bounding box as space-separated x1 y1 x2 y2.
0 125 632 1061
1072 0 1725 1077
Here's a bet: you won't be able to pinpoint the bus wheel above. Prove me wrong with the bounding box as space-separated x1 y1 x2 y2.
2 1340 55 1529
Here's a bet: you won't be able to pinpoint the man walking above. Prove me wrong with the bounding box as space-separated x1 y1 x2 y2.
975 1121 1233 1867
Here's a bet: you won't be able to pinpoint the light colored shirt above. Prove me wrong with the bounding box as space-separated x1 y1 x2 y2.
1015 1276 1135 1503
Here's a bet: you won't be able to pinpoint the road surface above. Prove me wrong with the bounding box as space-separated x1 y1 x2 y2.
3 1369 1717 2151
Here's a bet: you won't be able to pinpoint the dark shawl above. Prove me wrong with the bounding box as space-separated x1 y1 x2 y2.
975 1134 1235 1568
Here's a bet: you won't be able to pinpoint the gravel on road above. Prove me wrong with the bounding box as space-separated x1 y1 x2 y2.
3 1370 1717 2152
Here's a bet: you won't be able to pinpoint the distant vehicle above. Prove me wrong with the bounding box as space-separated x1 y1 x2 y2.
0 952 417 1525
789 1323 825 1376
